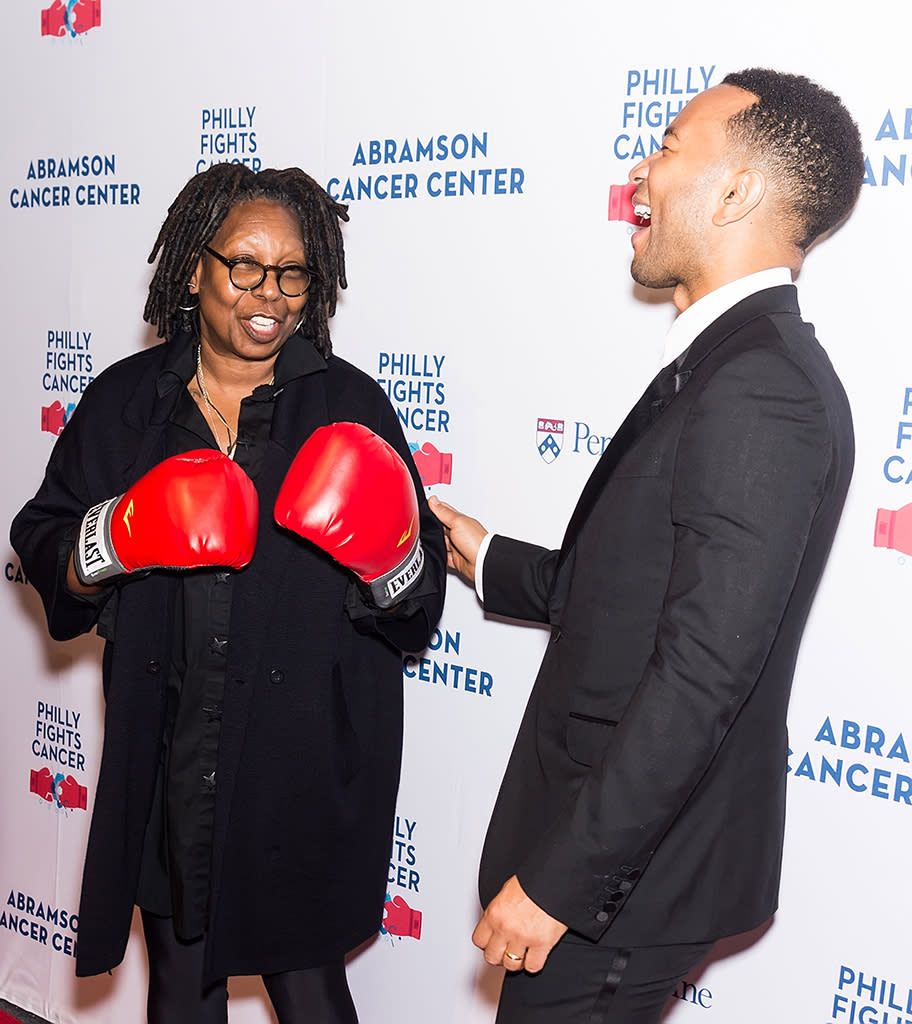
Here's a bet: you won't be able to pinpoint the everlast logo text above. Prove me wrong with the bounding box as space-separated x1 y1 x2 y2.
387 544 425 599
80 503 105 568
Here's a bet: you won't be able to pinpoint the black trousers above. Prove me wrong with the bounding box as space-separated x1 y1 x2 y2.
140 910 359 1024
496 935 714 1024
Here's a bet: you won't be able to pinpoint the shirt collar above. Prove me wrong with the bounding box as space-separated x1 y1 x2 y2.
661 267 793 368
156 331 327 398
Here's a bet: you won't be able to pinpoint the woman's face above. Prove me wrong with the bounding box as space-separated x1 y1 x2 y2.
189 199 310 364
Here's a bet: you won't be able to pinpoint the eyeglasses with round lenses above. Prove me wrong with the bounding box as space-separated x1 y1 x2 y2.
203 245 316 298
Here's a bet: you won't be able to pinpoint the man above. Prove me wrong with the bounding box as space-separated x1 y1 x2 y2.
432 69 864 1022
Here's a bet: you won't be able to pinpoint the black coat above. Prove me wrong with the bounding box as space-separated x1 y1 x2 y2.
479 286 854 946
10 332 446 981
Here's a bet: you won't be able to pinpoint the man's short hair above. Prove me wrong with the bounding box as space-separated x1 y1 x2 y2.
722 68 864 250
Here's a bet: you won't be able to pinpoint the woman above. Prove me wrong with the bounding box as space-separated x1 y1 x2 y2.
11 164 446 1023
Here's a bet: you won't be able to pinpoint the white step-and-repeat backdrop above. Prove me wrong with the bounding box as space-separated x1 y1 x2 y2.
2 2 910 1022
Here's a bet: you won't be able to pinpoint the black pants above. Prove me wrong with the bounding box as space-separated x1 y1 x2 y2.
141 910 359 1024
496 936 714 1024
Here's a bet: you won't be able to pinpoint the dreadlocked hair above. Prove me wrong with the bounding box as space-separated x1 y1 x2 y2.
722 68 864 252
144 164 349 357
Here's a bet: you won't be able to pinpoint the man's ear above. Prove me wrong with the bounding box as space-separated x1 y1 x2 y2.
713 168 766 226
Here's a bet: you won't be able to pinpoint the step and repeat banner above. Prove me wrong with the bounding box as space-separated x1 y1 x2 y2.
2 2 911 1022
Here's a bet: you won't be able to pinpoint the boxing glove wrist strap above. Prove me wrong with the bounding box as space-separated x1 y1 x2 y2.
75 496 126 585
368 538 424 609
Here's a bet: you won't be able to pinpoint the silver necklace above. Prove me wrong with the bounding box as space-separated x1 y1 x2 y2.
194 346 277 459
195 346 237 458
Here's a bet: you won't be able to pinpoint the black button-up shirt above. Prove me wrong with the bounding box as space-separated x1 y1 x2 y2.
136 336 321 940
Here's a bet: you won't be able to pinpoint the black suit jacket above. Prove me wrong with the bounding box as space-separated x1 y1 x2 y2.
479 285 853 947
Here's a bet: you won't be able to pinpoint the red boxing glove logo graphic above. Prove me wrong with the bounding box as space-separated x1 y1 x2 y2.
411 442 453 486
41 1 69 35
874 503 912 555
41 0 101 37
607 182 650 226
30 768 87 810
30 767 55 803
41 400 68 436
56 773 88 810
382 894 422 940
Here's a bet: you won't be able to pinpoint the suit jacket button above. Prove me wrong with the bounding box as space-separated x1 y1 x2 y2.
595 910 610 923
146 660 161 674
270 669 285 684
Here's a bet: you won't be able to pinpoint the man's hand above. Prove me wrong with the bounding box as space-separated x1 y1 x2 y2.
428 497 487 586
472 875 567 974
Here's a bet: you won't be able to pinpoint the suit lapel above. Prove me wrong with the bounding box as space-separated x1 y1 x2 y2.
557 360 681 562
557 285 800 565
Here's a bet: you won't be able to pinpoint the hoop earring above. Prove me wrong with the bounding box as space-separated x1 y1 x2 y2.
179 283 199 312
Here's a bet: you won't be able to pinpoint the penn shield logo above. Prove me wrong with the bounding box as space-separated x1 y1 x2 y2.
41 0 100 37
537 418 564 463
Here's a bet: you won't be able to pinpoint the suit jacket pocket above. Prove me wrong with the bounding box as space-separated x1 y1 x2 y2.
566 712 617 767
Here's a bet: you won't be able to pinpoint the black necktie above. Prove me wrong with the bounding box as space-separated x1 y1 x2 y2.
644 360 691 426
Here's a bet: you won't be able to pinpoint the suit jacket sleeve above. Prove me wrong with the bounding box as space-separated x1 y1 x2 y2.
513 348 841 938
481 536 560 625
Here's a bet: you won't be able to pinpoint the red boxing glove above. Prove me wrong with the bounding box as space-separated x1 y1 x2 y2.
30 767 55 802
41 400 67 436
383 894 422 939
41 1 68 36
274 423 424 608
874 503 912 555
56 774 88 811
75 450 259 585
70 0 101 35
412 442 453 486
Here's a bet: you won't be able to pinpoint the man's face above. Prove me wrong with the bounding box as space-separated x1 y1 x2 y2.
627 84 755 296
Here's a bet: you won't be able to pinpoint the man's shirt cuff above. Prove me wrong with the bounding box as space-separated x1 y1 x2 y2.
475 531 494 604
